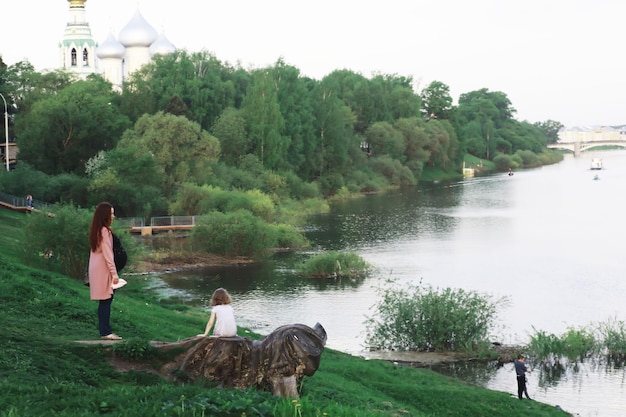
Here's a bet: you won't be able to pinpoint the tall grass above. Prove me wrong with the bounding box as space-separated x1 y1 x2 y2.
598 317 626 359
528 321 626 364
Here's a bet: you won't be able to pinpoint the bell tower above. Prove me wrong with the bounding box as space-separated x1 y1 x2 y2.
58 0 98 78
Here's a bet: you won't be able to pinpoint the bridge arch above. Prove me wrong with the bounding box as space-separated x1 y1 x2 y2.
548 140 626 157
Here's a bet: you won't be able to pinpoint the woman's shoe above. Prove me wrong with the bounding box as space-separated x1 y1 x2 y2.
101 334 122 340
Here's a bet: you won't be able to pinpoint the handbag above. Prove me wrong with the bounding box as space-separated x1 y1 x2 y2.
112 233 127 272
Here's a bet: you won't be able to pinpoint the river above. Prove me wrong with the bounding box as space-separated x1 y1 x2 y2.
152 150 626 416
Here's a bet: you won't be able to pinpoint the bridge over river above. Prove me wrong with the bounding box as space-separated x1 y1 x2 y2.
548 139 626 156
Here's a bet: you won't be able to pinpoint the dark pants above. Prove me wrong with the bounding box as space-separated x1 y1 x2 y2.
517 375 530 399
98 293 114 336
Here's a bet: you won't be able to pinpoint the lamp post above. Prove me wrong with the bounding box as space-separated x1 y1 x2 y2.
0 93 8 171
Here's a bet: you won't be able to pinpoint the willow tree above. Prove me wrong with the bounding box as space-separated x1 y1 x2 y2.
118 111 220 198
394 117 431 176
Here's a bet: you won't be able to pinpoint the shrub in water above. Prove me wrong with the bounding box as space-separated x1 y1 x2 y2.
365 280 505 352
528 326 598 363
297 251 371 278
597 317 626 359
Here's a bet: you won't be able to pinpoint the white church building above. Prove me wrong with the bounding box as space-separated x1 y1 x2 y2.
58 0 176 89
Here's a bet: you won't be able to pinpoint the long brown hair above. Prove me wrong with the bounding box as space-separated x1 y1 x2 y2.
89 202 113 252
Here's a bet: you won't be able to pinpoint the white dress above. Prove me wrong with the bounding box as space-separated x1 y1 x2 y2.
212 304 237 337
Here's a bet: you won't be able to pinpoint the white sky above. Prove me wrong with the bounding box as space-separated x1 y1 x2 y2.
2 0 625 127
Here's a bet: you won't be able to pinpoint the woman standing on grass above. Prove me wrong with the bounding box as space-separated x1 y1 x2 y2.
88 202 122 341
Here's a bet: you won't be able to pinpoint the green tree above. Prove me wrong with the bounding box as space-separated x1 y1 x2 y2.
322 71 420 135
364 121 405 159
118 111 221 199
311 76 357 179
211 107 249 166
455 89 510 159
121 51 248 130
5 62 73 115
85 147 167 218
270 59 318 179
424 119 457 168
15 77 131 175
420 81 453 120
242 69 288 170
387 76 422 120
534 119 564 144
394 117 431 176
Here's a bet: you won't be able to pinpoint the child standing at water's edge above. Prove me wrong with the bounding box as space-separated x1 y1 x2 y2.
197 288 237 337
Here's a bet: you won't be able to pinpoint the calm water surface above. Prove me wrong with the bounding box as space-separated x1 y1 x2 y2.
152 150 626 416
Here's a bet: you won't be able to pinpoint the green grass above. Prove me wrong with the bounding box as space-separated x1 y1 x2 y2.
0 207 571 416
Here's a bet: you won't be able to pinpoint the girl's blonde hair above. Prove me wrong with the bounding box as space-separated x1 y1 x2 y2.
211 287 232 306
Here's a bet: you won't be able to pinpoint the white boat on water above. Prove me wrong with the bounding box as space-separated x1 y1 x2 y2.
590 158 603 170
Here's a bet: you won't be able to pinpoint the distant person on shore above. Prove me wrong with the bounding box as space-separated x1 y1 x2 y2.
514 354 531 400
26 194 33 209
88 202 122 341
197 287 237 338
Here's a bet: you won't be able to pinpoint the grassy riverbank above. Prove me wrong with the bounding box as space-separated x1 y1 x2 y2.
0 209 572 416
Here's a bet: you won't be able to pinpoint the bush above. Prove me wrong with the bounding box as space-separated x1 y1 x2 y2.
21 204 93 280
202 188 276 222
514 149 540 167
365 281 505 352
368 155 417 186
169 183 214 216
190 209 303 258
283 171 321 200
297 251 370 278
273 224 309 249
492 153 516 171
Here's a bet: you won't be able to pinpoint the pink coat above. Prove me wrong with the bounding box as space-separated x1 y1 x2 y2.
89 227 119 300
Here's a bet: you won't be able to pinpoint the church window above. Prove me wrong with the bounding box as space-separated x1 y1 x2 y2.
71 48 77 66
83 49 89 66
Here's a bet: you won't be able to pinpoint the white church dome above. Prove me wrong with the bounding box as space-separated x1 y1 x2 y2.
149 32 176 56
96 32 125 59
118 10 158 47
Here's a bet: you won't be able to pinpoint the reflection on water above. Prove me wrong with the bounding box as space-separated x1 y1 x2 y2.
431 356 626 417
152 150 626 417
428 360 502 386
